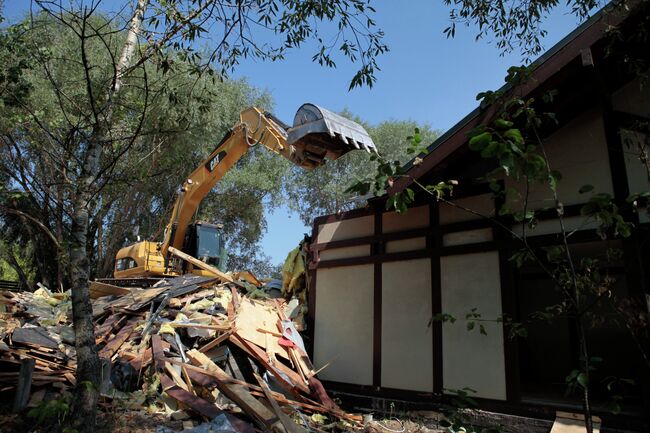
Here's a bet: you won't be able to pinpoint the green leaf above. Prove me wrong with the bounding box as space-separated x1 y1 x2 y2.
495 118 513 129
468 132 492 151
466 321 475 331
480 141 501 158
579 184 594 194
503 128 524 145
577 372 588 389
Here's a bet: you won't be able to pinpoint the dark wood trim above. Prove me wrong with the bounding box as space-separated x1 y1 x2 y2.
310 227 430 252
307 222 320 359
310 249 432 269
439 218 493 233
372 210 382 388
312 229 607 269
322 380 647 431
603 106 632 203
613 110 650 131
429 201 443 394
312 206 374 226
494 191 521 403
311 203 594 258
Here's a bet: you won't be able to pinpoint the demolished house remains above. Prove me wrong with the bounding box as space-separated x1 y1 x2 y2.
0 275 363 432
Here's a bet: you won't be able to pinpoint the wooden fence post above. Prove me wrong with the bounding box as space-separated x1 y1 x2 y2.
13 358 35 412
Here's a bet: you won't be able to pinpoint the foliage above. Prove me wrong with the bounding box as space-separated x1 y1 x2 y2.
442 0 602 59
27 393 73 427
439 388 502 433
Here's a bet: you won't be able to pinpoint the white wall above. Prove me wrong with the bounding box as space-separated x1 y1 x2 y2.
506 108 613 211
381 259 433 392
441 251 507 400
313 265 374 385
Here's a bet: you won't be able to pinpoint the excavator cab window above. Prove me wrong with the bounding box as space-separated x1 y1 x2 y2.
192 223 223 268
115 257 137 271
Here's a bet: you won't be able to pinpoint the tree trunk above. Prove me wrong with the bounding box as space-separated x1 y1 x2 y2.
1 246 31 291
69 2 148 430
70 195 101 433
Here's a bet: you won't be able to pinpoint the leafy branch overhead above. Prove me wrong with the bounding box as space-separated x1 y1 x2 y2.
108 0 388 90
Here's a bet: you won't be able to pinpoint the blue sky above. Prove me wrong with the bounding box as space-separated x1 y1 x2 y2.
3 1 586 267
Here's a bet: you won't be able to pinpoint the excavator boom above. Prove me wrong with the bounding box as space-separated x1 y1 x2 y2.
113 104 375 279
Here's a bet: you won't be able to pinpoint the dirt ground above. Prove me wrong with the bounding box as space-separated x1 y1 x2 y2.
0 407 446 433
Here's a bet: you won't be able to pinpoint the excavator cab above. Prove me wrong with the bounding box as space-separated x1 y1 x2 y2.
183 222 227 271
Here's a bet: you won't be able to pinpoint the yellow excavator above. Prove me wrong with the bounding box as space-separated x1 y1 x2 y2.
112 103 375 281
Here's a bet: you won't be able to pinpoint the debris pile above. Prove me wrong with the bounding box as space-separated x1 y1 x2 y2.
0 275 361 432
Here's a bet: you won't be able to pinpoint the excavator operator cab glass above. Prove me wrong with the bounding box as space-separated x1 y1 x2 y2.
194 223 223 268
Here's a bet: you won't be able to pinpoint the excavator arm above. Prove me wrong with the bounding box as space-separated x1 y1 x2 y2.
159 104 376 262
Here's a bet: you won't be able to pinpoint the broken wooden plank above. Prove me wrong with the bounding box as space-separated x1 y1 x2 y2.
166 358 360 424
168 247 234 284
11 327 58 350
165 362 189 392
253 371 308 433
181 365 195 396
185 349 287 433
198 330 231 353
151 334 165 372
98 321 136 359
160 375 255 433
230 333 309 395
13 358 35 412
89 281 131 299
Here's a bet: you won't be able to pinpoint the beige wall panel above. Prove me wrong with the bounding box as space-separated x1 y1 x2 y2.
514 215 600 237
622 130 650 223
612 77 650 118
442 228 493 247
319 245 370 261
383 206 429 233
441 252 506 400
385 237 427 254
506 109 613 211
381 259 433 392
439 194 495 224
314 265 374 385
317 216 374 244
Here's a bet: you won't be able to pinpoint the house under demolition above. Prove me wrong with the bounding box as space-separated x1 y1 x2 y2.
307 2 650 431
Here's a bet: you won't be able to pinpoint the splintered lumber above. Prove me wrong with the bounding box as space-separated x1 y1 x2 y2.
235 299 288 359
89 281 131 299
165 362 189 392
151 334 165 372
98 321 136 359
185 349 287 433
11 327 59 350
12 358 35 412
198 331 232 353
253 371 308 433
181 365 195 395
168 247 234 284
230 333 310 395
167 359 361 424
160 375 255 433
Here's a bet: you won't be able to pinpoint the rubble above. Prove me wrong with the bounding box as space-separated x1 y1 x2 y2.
0 276 362 432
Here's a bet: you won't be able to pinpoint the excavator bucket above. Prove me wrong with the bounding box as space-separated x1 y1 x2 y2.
286 103 377 168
